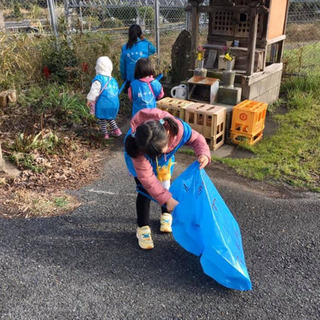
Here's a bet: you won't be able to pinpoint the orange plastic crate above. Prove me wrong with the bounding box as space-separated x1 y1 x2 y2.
156 97 193 120
231 100 268 136
230 130 263 146
185 102 226 150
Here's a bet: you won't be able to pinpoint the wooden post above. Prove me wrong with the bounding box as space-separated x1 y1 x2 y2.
190 1 200 69
277 0 290 63
246 6 259 76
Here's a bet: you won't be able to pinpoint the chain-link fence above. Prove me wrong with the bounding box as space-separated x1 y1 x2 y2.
284 0 320 75
0 0 319 76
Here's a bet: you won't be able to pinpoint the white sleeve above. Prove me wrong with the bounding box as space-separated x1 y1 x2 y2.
87 81 102 101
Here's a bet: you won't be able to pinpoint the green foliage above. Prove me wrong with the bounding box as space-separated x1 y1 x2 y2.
10 153 44 173
0 34 43 90
9 131 60 153
138 6 155 29
160 8 186 23
54 196 69 207
283 42 320 75
99 17 124 29
12 2 23 19
108 7 137 23
7 130 61 172
42 41 79 84
19 84 90 125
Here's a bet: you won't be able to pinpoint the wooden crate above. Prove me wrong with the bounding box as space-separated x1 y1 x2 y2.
156 97 193 120
231 100 267 136
185 102 226 150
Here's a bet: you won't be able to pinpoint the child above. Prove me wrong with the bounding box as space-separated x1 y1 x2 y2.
87 56 122 139
124 108 211 250
120 24 156 92
128 58 164 117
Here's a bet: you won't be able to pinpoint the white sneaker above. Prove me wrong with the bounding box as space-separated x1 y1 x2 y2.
136 226 154 249
160 213 172 233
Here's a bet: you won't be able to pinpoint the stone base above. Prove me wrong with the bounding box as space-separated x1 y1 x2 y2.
242 63 283 104
217 86 242 105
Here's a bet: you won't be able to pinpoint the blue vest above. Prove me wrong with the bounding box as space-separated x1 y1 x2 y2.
120 39 156 82
93 75 119 120
124 119 192 178
130 79 162 117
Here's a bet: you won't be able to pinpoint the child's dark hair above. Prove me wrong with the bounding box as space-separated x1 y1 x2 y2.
126 24 142 49
134 58 155 79
125 117 179 159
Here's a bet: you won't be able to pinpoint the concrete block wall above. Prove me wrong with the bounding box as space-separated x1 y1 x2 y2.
242 69 283 104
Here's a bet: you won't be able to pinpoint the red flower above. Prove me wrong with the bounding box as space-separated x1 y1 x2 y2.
43 66 51 79
82 62 89 73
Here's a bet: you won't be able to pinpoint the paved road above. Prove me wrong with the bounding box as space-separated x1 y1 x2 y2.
0 147 319 320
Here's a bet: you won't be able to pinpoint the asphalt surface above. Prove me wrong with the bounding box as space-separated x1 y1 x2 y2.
0 146 319 320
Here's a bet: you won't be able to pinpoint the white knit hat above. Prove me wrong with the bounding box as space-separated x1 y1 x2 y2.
95 56 113 76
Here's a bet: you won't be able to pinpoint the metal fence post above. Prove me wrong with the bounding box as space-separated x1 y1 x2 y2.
47 0 59 40
154 0 160 67
64 0 72 47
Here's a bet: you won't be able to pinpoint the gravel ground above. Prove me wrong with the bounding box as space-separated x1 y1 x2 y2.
0 148 319 320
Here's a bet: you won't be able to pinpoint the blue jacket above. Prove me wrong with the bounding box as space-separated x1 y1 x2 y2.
93 74 120 120
120 38 156 82
130 78 162 117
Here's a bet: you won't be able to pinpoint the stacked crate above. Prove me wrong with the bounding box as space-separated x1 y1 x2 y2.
230 100 268 146
156 97 193 120
184 103 226 150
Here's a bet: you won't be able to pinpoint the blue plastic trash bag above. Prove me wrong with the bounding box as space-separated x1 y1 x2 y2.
169 161 252 291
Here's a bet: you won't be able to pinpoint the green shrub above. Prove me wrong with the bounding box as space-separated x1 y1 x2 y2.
42 41 79 84
19 84 90 125
138 6 155 29
99 17 124 29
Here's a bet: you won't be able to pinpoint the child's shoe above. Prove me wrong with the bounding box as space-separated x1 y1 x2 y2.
136 226 154 249
104 133 109 139
110 128 122 137
160 213 172 233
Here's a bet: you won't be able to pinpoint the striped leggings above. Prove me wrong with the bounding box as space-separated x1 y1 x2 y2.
98 119 119 134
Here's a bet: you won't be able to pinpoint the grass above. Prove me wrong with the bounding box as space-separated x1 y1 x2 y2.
216 75 320 192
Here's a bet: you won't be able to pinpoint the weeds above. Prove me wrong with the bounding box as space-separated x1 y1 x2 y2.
9 131 60 153
19 84 90 127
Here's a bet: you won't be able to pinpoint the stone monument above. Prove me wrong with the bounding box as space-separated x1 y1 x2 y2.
171 30 192 84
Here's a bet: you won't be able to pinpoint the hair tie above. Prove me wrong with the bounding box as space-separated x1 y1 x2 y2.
159 119 165 125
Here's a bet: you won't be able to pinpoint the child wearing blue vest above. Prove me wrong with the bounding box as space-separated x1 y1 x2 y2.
120 24 156 92
87 56 122 139
124 108 211 249
128 58 164 117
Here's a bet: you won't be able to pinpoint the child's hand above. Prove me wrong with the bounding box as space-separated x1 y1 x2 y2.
87 101 95 115
166 197 179 212
198 155 209 169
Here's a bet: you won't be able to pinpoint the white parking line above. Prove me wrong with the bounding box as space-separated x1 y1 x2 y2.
88 189 136 197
